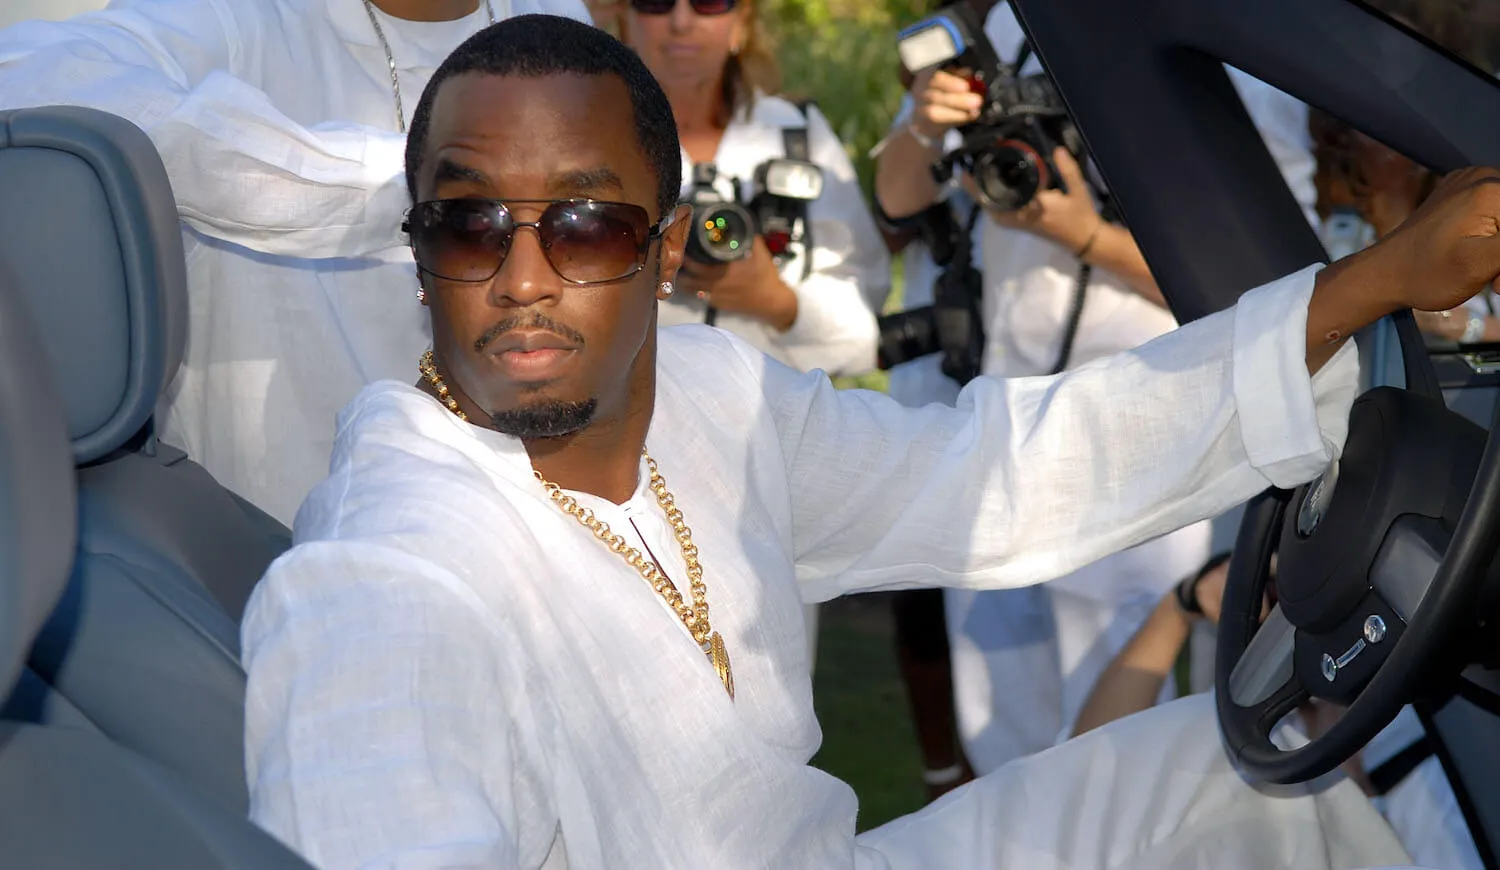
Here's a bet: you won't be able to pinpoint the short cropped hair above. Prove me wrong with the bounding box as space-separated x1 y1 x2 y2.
405 14 681 219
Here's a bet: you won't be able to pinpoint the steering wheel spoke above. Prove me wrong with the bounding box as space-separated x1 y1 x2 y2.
1227 604 1296 708
1369 514 1448 623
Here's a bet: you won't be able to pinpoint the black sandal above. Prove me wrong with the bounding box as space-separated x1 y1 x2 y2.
1175 551 1232 616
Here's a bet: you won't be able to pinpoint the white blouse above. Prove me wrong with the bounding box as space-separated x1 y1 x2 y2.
657 94 889 377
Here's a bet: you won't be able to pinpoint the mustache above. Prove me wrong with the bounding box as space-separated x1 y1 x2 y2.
473 312 587 354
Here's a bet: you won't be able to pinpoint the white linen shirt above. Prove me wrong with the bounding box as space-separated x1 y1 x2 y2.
243 266 1361 868
656 95 887 376
0 0 592 525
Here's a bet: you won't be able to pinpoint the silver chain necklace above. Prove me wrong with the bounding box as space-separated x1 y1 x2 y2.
362 0 497 133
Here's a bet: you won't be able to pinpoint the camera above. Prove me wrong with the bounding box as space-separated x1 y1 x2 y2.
896 2 1091 212
875 202 986 384
684 163 756 265
750 157 824 259
683 159 824 267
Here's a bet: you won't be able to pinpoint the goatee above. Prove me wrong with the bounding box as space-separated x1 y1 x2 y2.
489 399 598 439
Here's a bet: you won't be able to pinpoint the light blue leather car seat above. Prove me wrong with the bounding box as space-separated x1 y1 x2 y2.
0 252 312 868
0 105 291 814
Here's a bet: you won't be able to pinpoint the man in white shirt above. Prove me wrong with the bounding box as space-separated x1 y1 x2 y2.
244 13 1500 869
0 0 591 525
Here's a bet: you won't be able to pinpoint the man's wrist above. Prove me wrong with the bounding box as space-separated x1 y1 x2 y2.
1307 247 1409 362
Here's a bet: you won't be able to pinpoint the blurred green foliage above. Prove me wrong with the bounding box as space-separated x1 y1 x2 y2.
763 0 932 201
759 0 932 393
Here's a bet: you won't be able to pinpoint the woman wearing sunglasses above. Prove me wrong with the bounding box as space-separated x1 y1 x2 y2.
621 0 890 379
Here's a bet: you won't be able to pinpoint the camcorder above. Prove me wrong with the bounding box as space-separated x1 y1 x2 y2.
682 158 825 267
895 1 1091 213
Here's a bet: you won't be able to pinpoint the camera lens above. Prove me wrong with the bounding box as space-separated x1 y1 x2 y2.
687 203 754 264
971 143 1043 212
876 307 940 370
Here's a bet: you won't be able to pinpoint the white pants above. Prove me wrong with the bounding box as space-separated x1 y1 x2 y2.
854 693 1414 870
946 521 1213 774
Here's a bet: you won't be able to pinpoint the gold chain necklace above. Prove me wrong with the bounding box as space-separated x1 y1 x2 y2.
418 350 734 699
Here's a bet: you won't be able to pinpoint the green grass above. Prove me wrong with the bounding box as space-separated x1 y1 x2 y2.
812 265 924 831
809 595 929 832
767 15 930 819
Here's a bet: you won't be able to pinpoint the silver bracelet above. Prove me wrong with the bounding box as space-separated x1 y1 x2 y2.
905 120 938 150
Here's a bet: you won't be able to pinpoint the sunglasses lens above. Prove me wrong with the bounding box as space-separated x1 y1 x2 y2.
630 0 735 13
411 199 511 282
541 201 652 284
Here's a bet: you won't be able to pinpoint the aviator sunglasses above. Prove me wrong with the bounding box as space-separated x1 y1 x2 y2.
630 0 737 15
405 198 672 285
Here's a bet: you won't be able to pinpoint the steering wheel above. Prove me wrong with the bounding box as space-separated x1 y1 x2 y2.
1216 312 1500 784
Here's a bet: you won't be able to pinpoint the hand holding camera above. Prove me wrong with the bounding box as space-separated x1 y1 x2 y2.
908 67 985 143
676 235 798 331
896 2 1097 214
673 158 823 331
980 146 1103 256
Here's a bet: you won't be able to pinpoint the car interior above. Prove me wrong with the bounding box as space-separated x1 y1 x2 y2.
0 105 307 866
1010 0 1500 866
1 0 1499 865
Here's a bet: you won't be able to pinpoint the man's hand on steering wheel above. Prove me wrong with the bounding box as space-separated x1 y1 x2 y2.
1305 168 1500 373
1218 165 1500 786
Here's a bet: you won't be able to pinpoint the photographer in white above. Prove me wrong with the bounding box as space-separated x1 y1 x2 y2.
873 0 1321 775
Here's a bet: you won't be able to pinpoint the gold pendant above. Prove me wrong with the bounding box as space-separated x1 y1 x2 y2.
708 631 734 700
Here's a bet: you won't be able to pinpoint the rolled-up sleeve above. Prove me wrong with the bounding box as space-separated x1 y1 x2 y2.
746 263 1358 601
1233 264 1358 487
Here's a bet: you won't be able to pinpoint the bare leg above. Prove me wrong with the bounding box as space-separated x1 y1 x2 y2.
892 589 973 800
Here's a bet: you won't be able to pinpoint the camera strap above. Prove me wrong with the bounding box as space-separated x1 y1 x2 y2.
933 204 986 385
1049 261 1090 376
781 99 816 282
781 123 810 162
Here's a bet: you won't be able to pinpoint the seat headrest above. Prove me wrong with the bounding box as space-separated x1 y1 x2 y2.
0 106 187 465
0 257 78 698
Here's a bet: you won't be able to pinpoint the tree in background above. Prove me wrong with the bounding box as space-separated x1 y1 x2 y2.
583 0 929 198
763 0 930 200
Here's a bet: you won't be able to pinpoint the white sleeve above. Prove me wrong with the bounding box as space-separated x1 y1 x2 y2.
750 264 1361 601
0 0 409 258
243 542 533 869
767 105 886 376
